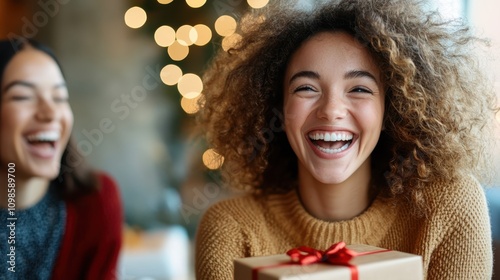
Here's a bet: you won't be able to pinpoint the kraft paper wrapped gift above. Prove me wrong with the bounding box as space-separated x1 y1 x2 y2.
234 243 423 280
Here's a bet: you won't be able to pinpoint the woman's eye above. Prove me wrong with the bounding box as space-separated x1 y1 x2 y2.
54 96 69 103
294 85 317 93
350 87 373 94
11 95 32 101
53 89 69 102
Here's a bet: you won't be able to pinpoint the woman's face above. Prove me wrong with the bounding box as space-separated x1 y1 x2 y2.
283 31 385 186
1 46 73 180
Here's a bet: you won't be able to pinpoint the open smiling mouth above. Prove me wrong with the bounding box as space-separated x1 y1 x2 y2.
25 131 60 150
308 132 353 154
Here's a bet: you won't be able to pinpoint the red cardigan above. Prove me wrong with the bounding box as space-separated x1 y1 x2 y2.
51 173 123 280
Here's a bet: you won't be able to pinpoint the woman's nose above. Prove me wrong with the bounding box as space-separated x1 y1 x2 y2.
35 97 56 122
316 93 348 121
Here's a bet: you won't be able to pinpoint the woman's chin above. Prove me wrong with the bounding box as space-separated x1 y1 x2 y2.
23 165 61 181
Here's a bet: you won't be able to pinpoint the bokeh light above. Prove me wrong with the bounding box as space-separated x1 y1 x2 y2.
215 15 237 37
160 64 183 86
193 24 212 46
222 33 242 51
168 41 190 61
186 0 207 8
176 25 198 46
125 1 278 170
154 25 176 47
180 94 202 114
202 149 224 170
124 7 147 29
247 0 269 9
177 73 203 99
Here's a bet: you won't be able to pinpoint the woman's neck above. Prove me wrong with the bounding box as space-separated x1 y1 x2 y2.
1 171 50 210
297 162 372 222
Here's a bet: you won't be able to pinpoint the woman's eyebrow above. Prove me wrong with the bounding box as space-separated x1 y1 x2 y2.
54 83 67 89
344 70 379 84
288 70 320 85
2 80 35 93
2 81 67 93
288 70 379 85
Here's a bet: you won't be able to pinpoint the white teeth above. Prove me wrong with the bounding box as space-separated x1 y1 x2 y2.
309 132 353 142
316 142 350 154
26 131 60 142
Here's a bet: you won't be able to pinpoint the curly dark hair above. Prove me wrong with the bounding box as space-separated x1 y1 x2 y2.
197 0 497 211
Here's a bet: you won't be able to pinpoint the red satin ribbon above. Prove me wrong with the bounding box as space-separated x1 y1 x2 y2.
287 241 359 265
251 242 390 280
286 242 361 280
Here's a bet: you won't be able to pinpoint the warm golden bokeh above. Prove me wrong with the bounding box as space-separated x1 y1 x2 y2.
177 73 203 99
154 25 176 47
214 15 237 37
124 6 147 29
167 41 190 61
160 64 183 86
222 33 242 51
193 24 212 46
247 0 269 9
186 0 207 8
202 149 224 170
176 25 198 46
180 95 202 114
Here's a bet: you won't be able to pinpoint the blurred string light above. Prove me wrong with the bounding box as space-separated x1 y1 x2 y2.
222 33 242 52
202 149 224 170
214 15 236 37
247 0 269 9
125 0 269 169
176 25 198 46
193 24 212 46
167 41 189 61
154 26 176 47
177 73 203 99
160 64 183 86
186 0 206 8
124 6 147 29
180 94 202 114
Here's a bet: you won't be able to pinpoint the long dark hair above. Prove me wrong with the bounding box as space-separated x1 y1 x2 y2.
0 38 98 198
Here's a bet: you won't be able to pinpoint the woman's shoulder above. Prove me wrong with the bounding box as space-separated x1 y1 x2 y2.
195 193 265 253
198 191 297 236
66 171 123 226
54 172 122 279
95 171 121 202
423 175 487 215
68 172 120 205
201 193 266 223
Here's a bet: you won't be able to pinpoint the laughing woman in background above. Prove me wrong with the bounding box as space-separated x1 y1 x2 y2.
0 38 122 279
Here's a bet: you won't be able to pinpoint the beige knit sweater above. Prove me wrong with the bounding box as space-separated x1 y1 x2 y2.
195 176 493 280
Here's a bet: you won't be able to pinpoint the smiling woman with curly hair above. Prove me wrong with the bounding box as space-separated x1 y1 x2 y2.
195 0 497 279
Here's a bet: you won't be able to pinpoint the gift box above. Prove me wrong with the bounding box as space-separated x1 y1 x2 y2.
234 243 423 280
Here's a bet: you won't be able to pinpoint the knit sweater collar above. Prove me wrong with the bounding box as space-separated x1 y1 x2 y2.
264 190 399 248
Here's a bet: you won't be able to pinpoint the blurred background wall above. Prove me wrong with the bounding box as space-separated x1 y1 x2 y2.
1 0 499 279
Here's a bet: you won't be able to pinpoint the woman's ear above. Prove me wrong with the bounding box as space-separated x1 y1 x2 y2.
272 107 286 132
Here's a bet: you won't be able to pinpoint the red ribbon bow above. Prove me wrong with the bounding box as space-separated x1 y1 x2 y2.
251 242 389 280
286 241 359 265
